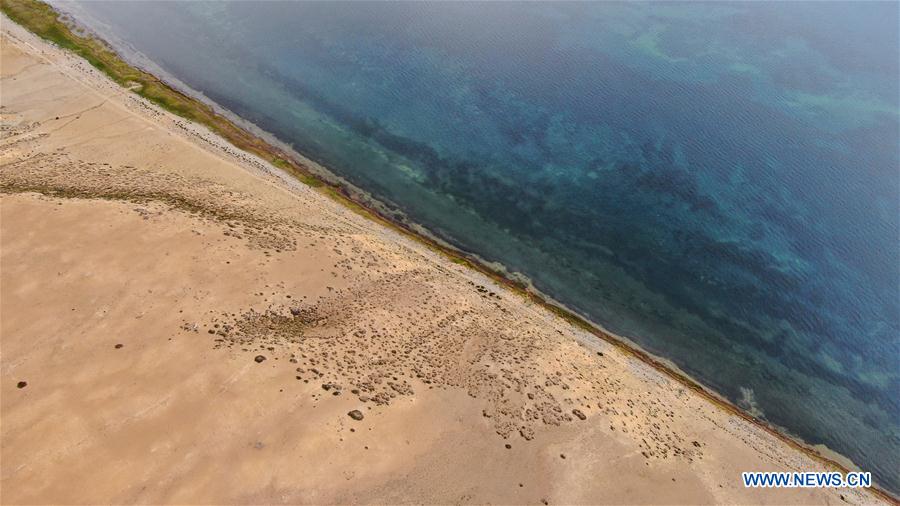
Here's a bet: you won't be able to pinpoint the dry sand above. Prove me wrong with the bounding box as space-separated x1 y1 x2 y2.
0 19 888 505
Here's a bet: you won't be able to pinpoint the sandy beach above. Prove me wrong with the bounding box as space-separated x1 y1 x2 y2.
0 17 889 505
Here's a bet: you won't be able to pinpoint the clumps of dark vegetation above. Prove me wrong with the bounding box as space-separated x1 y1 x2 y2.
0 156 300 252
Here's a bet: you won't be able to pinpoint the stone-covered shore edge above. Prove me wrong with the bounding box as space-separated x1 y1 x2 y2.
1 1 894 501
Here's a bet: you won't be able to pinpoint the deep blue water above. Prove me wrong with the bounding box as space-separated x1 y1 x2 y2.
64 1 899 492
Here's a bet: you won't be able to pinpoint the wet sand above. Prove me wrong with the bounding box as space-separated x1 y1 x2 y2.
0 19 887 505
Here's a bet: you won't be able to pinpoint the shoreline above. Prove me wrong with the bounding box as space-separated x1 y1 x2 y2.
1 2 895 502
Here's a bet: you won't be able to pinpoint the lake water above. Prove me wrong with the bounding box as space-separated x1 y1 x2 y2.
62 1 899 492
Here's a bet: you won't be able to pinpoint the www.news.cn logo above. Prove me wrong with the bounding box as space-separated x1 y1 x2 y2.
743 471 872 488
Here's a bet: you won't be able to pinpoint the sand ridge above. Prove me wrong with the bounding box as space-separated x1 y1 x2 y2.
0 19 888 505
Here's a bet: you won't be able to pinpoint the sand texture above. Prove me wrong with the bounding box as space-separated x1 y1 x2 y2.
0 20 887 505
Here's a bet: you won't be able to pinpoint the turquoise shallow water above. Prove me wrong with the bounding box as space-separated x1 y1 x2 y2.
65 1 899 491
